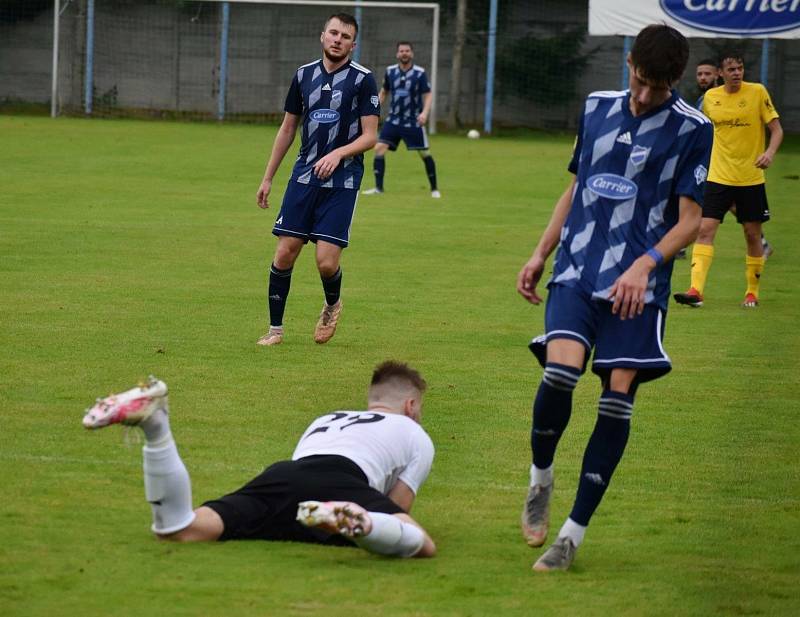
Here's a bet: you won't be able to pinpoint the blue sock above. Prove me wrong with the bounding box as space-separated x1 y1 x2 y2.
268 263 292 327
422 155 438 190
569 390 634 526
374 156 385 191
531 363 581 470
321 267 342 306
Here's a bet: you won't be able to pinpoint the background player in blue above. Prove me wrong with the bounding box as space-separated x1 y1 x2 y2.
255 14 379 346
516 25 712 572
362 42 440 199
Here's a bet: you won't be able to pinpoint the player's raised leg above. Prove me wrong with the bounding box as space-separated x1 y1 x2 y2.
83 377 219 541
297 501 435 557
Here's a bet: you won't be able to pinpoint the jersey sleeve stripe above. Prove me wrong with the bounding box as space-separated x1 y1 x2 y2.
588 89 627 99
673 99 710 124
351 61 372 74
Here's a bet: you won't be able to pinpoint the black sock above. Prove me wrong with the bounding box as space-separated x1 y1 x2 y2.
423 155 437 190
531 363 580 469
268 263 293 327
569 390 634 526
321 267 342 306
374 156 385 191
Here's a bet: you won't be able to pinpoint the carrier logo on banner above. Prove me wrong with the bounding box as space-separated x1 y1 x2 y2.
660 0 800 35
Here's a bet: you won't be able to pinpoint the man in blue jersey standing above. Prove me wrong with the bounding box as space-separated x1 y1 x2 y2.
516 24 712 572
362 42 440 199
255 13 379 346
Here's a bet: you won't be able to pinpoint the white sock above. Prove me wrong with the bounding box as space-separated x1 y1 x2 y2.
353 512 425 558
142 440 195 534
530 463 553 487
139 407 172 448
558 517 587 547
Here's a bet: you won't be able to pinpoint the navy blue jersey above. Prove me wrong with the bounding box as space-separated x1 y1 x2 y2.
550 90 712 310
284 59 379 189
383 64 430 128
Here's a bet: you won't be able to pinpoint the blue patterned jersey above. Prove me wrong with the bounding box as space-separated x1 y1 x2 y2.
284 59 379 189
383 64 431 127
550 90 712 310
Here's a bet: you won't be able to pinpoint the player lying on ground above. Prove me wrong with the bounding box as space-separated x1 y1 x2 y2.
82 360 436 558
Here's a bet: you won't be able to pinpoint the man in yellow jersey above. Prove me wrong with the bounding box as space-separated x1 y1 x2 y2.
674 52 783 308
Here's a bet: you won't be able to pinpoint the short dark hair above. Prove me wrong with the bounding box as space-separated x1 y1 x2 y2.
325 13 359 38
719 51 744 67
630 24 689 86
397 41 413 50
371 361 427 393
697 58 717 68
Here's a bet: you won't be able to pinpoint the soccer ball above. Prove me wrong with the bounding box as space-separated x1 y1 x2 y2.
467 129 480 139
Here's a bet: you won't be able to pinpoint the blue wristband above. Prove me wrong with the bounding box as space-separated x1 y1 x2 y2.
646 248 664 266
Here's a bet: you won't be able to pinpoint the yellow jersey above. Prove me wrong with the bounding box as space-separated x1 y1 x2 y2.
702 82 779 186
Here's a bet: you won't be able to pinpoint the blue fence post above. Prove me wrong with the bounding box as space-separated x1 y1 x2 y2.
760 38 770 88
483 0 498 134
84 0 95 115
218 2 230 121
621 36 631 91
353 1 362 63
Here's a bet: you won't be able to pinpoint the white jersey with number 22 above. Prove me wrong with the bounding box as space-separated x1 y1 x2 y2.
292 411 435 495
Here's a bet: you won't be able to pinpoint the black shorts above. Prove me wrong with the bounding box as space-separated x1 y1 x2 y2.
702 181 770 223
203 455 403 544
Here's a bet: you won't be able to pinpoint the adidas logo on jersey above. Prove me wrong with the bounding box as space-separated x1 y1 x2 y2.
322 83 331 91
616 131 632 145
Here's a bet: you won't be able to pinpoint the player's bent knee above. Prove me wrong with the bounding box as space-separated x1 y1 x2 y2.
156 506 224 543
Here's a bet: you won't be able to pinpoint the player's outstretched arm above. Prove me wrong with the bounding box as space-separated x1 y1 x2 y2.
609 196 702 319
313 115 379 180
756 118 783 169
257 112 300 209
517 176 576 305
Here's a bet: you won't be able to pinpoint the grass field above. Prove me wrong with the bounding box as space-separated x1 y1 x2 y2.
1 115 799 616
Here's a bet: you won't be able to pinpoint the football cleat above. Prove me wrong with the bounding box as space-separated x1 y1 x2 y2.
431 190 442 199
314 300 342 344
83 376 167 430
533 536 577 572
742 293 759 308
362 187 383 195
673 287 703 308
256 326 284 346
296 501 370 538
522 483 553 547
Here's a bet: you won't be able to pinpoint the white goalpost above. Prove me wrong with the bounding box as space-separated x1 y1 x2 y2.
51 0 441 132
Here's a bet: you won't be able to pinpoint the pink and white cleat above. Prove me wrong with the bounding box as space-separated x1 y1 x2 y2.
83 376 168 429
296 500 371 538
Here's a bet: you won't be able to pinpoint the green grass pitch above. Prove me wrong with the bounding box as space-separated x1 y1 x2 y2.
1 115 798 616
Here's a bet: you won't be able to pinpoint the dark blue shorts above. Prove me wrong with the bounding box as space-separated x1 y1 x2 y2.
378 122 429 151
541 284 671 384
273 182 359 248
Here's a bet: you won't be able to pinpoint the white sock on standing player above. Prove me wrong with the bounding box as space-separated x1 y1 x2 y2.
530 463 554 487
558 517 587 547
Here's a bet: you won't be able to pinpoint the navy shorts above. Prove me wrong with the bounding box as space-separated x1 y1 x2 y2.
539 284 672 384
378 122 429 151
273 182 359 248
702 181 770 224
203 455 403 544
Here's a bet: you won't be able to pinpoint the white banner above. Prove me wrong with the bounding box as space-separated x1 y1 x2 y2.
589 0 800 39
